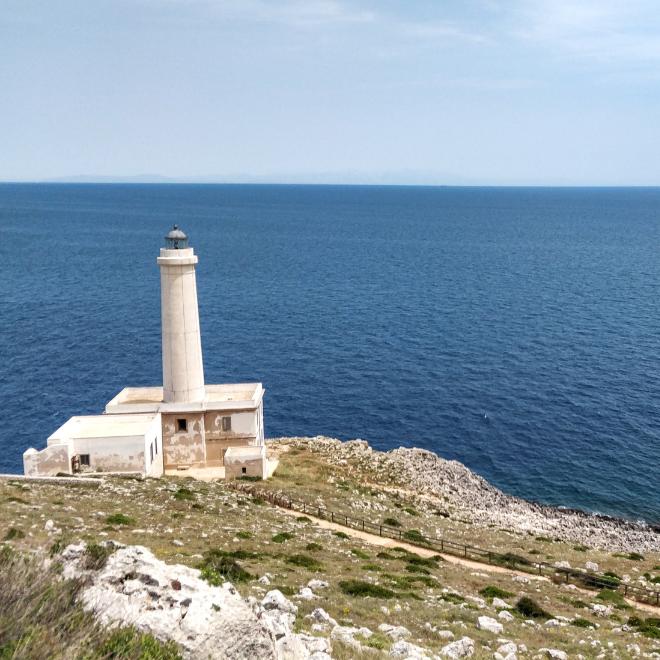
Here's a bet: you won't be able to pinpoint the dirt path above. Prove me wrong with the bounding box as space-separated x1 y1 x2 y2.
275 505 545 578
275 504 660 615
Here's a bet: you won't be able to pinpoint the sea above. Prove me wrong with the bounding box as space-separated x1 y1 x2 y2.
1 184 658 524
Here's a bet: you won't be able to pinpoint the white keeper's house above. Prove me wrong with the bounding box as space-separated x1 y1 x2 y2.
24 226 275 480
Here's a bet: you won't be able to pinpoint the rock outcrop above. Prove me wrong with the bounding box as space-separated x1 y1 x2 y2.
59 542 317 659
276 437 660 552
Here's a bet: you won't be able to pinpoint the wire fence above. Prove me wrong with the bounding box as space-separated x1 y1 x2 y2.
227 481 660 608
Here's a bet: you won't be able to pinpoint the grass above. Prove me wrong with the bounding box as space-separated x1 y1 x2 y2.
613 552 645 561
305 542 323 552
105 513 135 526
236 531 253 540
339 580 396 599
515 596 553 620
286 554 323 570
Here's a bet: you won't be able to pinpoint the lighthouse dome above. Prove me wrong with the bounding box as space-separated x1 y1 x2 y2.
164 225 188 249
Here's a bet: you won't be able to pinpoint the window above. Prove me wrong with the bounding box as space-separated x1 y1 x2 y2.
150 443 154 463
79 454 90 466
221 416 232 432
177 418 187 432
241 467 247 474
155 437 158 454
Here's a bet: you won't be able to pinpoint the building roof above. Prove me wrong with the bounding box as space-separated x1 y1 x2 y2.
104 383 264 414
48 413 159 443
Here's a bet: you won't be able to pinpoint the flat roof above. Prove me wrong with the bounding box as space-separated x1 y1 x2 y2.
48 413 159 442
105 383 264 414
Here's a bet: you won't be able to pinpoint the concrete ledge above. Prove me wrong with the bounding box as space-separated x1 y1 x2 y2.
0 473 104 486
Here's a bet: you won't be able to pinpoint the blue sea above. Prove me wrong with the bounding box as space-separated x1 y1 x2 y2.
1 184 658 523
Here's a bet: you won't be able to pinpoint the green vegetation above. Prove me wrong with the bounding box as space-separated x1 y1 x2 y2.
492 552 532 567
613 552 645 561
382 517 401 527
3 528 25 541
173 487 194 501
403 507 418 516
402 529 426 544
339 580 395 599
479 585 514 601
573 545 589 552
0 550 181 659
236 530 253 540
198 549 254 584
628 616 660 639
105 513 135 526
83 542 114 570
286 554 323 570
333 531 349 540
515 596 553 620
305 542 323 552
271 532 295 543
350 548 370 560
572 617 596 629
596 589 630 610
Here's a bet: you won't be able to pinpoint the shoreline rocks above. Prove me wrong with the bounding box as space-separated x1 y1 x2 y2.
270 437 660 552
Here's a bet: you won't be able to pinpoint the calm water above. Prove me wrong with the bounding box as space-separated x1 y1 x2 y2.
1 184 658 523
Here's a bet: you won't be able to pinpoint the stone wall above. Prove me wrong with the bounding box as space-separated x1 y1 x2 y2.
161 413 205 469
23 443 71 476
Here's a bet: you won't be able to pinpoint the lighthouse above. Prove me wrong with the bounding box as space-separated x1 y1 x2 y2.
24 224 272 480
158 225 206 404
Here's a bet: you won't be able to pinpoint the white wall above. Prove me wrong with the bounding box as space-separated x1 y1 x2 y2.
144 414 164 477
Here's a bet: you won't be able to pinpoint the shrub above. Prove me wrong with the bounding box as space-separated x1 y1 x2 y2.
105 513 135 526
402 530 426 544
3 528 25 541
376 551 396 560
407 555 440 568
515 597 552 619
361 632 389 649
173 487 194 501
383 517 401 527
479 585 514 601
305 542 323 552
271 532 294 543
333 531 350 540
439 592 465 604
350 548 370 560
83 542 114 570
572 617 596 628
613 552 645 561
296 516 312 523
199 555 252 584
573 544 588 552
339 580 395 598
362 563 382 572
596 589 630 610
286 554 323 570
236 531 252 540
628 616 660 639
403 507 418 516
492 552 532 567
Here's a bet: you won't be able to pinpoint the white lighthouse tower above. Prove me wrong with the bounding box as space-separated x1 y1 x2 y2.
157 225 206 403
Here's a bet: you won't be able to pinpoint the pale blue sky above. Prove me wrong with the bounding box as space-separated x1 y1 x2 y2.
2 0 660 184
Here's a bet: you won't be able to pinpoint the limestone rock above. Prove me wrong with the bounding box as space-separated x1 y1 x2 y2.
492 597 512 609
540 650 568 660
477 616 503 634
378 623 411 640
59 543 308 660
389 640 434 659
440 636 475 658
498 610 514 622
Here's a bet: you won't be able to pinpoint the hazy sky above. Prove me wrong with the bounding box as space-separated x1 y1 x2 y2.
2 0 660 184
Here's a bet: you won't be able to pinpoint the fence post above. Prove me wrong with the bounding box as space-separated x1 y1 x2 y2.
362 520 365 531
464 545 467 558
487 552 491 564
379 525 382 536
331 512 334 523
